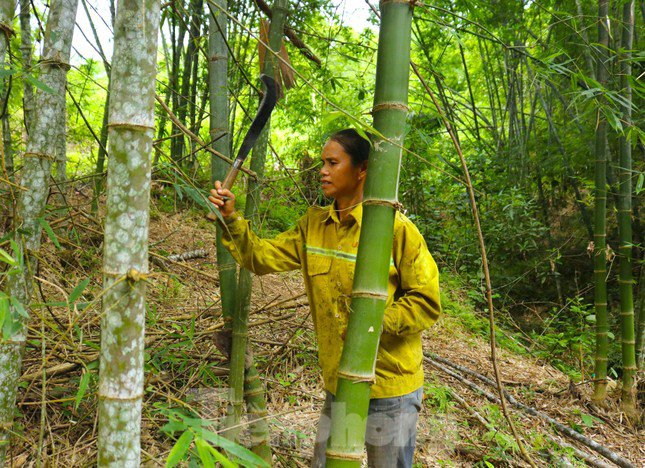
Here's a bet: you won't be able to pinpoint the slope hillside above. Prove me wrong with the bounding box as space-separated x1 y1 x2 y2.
7 204 642 467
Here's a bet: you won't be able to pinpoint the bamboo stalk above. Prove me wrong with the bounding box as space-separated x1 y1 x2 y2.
616 0 636 420
96 1 160 465
224 3 288 460
0 1 78 464
591 0 610 405
326 1 413 465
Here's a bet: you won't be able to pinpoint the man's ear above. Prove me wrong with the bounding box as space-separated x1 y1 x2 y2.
359 161 368 180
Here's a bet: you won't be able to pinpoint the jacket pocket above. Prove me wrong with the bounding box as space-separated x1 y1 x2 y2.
306 254 332 276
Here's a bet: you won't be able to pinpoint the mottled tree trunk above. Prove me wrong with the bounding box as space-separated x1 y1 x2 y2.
19 0 34 135
0 0 78 464
97 0 160 465
0 0 14 186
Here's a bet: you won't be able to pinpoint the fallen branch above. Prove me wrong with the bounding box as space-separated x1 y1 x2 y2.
424 355 635 468
167 249 209 262
449 386 611 468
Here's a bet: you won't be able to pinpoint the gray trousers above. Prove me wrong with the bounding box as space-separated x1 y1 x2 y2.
311 387 423 468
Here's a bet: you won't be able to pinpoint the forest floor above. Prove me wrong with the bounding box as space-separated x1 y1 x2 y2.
7 199 644 467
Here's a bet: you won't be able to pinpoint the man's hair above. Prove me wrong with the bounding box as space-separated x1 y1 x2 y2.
329 128 370 167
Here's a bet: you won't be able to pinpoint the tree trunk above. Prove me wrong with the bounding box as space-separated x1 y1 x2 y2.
176 0 202 168
96 0 160 465
52 104 68 205
80 0 112 213
19 0 34 135
591 0 610 405
0 0 78 463
616 0 636 420
224 2 287 459
326 0 413 465
0 0 14 185
170 5 187 163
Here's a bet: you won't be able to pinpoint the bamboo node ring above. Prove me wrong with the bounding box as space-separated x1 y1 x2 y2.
23 151 56 161
39 57 71 71
362 198 404 211
108 122 155 132
336 370 376 384
126 268 148 282
351 291 388 301
98 393 144 402
0 22 15 36
381 0 418 5
371 101 409 114
326 450 363 461
102 269 127 278
218 263 237 272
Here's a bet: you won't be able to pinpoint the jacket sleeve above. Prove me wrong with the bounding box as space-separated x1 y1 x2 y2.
219 213 303 275
382 216 441 336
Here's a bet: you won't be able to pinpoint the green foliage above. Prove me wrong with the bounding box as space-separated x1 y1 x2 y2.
423 382 455 413
528 297 597 379
157 406 270 467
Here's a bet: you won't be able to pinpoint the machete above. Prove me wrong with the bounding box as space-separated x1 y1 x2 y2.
222 74 277 192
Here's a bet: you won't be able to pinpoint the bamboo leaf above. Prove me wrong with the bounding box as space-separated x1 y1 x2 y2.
24 73 57 95
194 438 215 468
320 110 344 128
207 445 237 468
38 218 62 249
0 68 16 78
166 430 194 467
0 294 8 330
0 248 17 266
74 371 91 410
635 173 644 194
9 296 29 319
197 428 269 467
68 278 90 305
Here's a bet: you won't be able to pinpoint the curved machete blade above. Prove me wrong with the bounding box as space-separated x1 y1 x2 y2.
235 74 278 164
211 75 277 218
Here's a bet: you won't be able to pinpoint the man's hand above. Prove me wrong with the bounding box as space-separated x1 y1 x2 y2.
208 180 236 218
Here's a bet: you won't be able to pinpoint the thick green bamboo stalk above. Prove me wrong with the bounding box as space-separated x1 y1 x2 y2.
97 1 160 466
617 0 636 419
591 0 610 405
208 0 237 322
224 0 287 457
0 1 77 464
326 1 412 466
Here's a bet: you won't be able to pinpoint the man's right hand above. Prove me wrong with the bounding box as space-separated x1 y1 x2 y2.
208 180 236 218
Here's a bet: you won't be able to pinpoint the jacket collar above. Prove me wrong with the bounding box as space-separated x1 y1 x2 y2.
323 202 363 227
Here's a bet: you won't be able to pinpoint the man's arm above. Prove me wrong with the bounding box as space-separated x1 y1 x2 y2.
220 214 302 275
209 180 303 275
382 217 441 336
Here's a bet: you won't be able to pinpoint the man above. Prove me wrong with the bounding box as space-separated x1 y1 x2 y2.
209 129 441 467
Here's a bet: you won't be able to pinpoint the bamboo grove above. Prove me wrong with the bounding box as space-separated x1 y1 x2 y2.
0 0 641 465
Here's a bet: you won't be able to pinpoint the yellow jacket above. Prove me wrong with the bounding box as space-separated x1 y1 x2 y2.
221 203 441 398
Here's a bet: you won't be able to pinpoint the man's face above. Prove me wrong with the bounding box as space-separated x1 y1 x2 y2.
319 140 365 200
